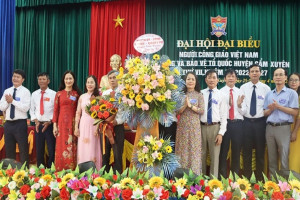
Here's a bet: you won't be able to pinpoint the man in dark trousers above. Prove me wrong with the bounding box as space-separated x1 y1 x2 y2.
0 69 31 166
30 72 56 168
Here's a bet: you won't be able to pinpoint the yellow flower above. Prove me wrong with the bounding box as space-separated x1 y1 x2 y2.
41 174 53 183
152 144 159 151
93 177 106 186
158 78 165 87
91 99 96 105
110 108 117 115
100 104 107 111
8 190 18 200
173 68 180 75
129 92 135 99
157 95 166 102
138 141 144 147
27 190 36 200
157 153 163 160
146 191 155 200
91 111 97 118
134 58 141 64
153 54 160 60
0 177 8 186
160 139 164 143
237 178 251 193
264 181 280 192
59 181 67 189
17 180 24 188
165 146 172 153
151 74 156 80
138 77 144 85
174 178 187 187
136 100 143 108
149 176 164 188
196 191 204 199
109 98 116 102
187 194 199 200
289 180 300 192
120 177 136 189
208 179 223 190
12 170 26 182
128 67 135 74
121 89 129 96
135 95 142 102
170 84 178 89
145 94 154 103
62 173 74 183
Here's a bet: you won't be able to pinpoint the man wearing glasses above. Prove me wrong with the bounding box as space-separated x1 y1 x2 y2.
264 68 299 177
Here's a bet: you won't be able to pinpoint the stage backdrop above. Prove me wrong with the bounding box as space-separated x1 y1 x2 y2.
145 0 300 88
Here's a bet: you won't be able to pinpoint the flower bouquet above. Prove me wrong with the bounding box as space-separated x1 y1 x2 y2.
86 95 118 150
116 54 185 129
131 133 180 178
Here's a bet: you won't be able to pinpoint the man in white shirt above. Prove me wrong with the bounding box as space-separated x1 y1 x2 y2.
101 70 124 173
0 69 31 166
219 69 244 178
201 69 228 177
30 72 56 168
238 64 271 180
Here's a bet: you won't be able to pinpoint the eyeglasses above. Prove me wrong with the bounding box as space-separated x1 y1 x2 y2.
289 79 299 83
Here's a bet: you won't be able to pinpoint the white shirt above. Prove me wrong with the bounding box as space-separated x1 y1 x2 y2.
0 85 31 120
30 88 56 122
102 88 124 125
238 81 271 118
200 87 228 135
220 85 244 120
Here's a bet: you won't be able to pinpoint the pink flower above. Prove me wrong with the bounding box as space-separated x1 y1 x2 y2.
141 103 149 111
128 99 135 107
156 71 163 79
144 136 151 142
164 90 172 99
132 85 140 94
152 63 160 72
108 187 122 200
133 72 140 80
142 58 150 66
143 74 151 81
122 96 128 104
142 146 149 153
278 180 291 192
152 151 158 159
143 88 151 94
156 141 162 148
153 187 163 198
29 167 36 175
35 192 41 199
230 182 239 189
151 80 159 89
118 84 125 92
71 190 80 199
153 92 160 99
167 75 174 84
92 174 100 179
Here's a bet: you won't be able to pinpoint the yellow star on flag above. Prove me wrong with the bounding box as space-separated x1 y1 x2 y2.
113 14 125 28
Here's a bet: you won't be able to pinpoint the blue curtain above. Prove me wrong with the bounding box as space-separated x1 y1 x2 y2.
0 0 15 97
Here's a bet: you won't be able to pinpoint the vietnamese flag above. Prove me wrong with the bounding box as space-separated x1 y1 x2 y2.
89 0 145 79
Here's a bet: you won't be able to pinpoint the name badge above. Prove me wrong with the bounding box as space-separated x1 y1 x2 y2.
44 97 50 102
212 99 218 104
279 99 286 104
190 99 197 105
257 95 264 100
15 97 20 101
70 96 76 101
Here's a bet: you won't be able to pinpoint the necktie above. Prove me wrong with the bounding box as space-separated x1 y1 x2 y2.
229 88 234 120
250 85 257 116
207 89 213 124
10 88 17 119
40 91 45 115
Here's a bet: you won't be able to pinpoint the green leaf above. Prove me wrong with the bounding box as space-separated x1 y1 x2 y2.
250 172 257 184
228 171 234 181
234 172 240 181
51 189 60 198
262 173 269 182
20 162 27 170
73 166 80 176
50 163 56 172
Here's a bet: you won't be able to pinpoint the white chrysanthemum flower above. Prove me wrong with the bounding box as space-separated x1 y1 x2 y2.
8 181 16 190
132 188 143 199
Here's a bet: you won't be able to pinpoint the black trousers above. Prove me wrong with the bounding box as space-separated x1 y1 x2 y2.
100 124 124 173
159 122 177 148
219 120 243 178
35 124 56 168
242 117 266 181
4 119 29 166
